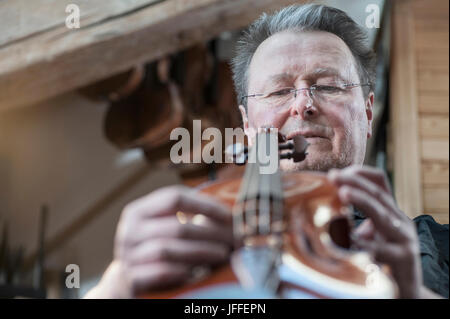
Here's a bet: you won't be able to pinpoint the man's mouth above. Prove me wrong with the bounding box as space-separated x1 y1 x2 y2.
286 130 329 141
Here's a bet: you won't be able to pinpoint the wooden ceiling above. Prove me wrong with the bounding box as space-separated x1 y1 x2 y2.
0 0 300 112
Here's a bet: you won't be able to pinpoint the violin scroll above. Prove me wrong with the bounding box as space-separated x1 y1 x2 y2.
279 135 309 162
225 134 310 165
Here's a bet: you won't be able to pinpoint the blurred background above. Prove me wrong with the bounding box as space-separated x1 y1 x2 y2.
0 0 447 298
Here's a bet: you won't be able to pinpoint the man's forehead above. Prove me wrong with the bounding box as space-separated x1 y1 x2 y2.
249 30 356 85
253 30 352 60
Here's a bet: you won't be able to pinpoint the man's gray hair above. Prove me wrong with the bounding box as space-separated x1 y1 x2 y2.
231 4 376 108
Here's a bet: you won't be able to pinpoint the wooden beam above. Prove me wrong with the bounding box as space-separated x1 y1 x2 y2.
0 0 299 111
0 0 160 47
390 0 423 219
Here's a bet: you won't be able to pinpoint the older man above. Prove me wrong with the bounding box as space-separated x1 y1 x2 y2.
85 4 448 299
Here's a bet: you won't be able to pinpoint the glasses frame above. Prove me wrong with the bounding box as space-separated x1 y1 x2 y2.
240 83 372 105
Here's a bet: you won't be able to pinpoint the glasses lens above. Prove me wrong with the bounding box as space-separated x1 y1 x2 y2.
262 88 294 106
255 84 357 107
312 85 348 101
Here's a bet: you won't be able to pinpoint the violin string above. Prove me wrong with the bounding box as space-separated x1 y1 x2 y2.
233 129 285 242
259 132 272 235
233 139 258 239
272 171 284 236
271 131 284 238
247 134 260 236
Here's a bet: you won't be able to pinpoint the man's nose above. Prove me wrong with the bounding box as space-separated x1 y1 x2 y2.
288 88 319 120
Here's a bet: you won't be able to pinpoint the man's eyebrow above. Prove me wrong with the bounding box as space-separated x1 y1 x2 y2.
307 67 343 78
267 73 295 83
266 68 348 85
260 73 294 91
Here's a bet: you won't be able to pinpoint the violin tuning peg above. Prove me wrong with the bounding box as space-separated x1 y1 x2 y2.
292 135 309 155
277 132 287 143
280 135 309 163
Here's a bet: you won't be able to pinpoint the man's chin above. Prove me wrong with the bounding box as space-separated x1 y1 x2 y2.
279 154 339 172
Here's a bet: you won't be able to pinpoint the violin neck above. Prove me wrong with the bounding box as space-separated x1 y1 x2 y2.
232 129 284 246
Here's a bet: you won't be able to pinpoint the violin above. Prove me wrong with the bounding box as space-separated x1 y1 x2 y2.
140 128 398 299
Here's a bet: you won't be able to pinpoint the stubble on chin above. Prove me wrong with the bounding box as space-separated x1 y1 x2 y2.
279 137 354 172
280 152 350 172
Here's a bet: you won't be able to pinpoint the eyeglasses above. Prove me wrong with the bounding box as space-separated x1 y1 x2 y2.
241 83 371 107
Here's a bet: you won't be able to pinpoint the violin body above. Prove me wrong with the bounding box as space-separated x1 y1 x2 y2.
140 170 398 299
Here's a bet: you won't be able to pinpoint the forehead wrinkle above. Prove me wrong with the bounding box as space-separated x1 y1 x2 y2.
306 43 360 82
307 67 340 78
265 72 297 88
269 72 295 82
249 31 360 92
265 47 354 82
265 65 350 89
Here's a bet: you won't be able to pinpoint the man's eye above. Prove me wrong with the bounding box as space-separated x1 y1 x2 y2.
269 89 292 96
314 85 342 93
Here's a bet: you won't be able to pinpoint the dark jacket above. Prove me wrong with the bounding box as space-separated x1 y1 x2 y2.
353 210 449 298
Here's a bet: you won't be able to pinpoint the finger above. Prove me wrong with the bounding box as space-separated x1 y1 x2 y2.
174 190 232 223
338 186 405 241
129 215 234 247
356 238 404 265
329 166 392 194
126 238 230 266
127 262 190 294
129 186 232 223
353 166 393 195
328 169 405 221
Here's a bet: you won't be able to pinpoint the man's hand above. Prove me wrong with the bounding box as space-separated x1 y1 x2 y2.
85 185 233 298
328 165 423 299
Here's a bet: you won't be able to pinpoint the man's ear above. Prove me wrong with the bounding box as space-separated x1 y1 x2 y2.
239 104 256 146
366 93 374 139
239 104 249 132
